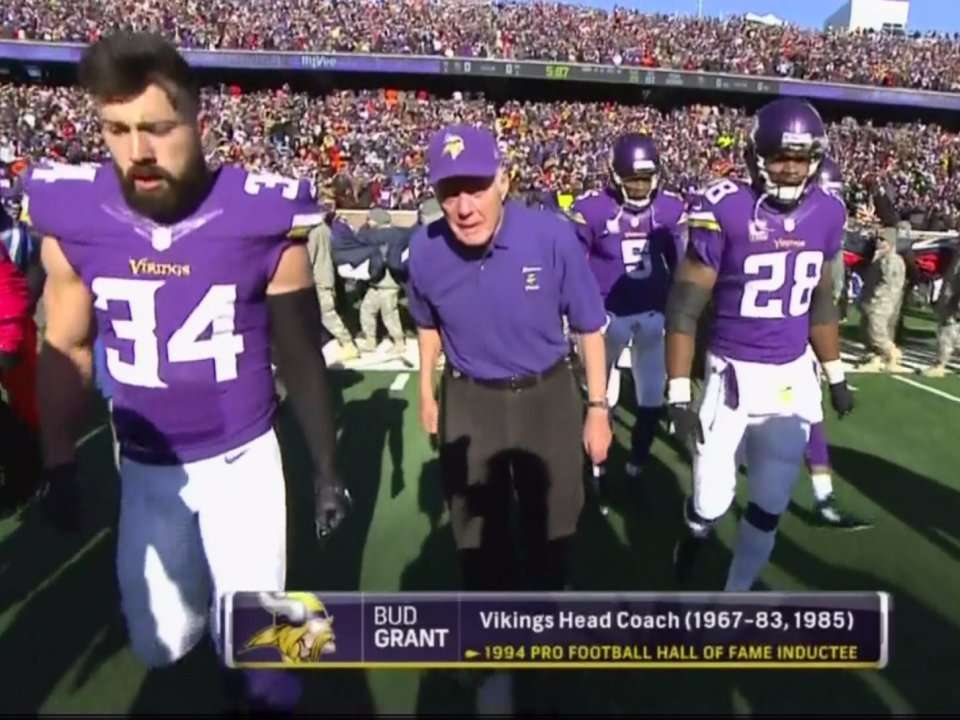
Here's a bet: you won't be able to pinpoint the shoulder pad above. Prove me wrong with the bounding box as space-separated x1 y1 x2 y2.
21 161 104 238
231 168 323 240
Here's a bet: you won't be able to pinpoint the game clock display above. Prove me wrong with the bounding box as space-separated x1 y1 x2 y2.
223 591 889 669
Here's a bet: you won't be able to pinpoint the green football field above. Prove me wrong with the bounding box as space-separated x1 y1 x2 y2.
2 308 959 715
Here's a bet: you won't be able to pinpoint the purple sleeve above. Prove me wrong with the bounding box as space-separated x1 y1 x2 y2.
825 196 847 262
265 178 323 282
685 193 725 271
555 218 605 333
406 231 436 329
569 199 594 254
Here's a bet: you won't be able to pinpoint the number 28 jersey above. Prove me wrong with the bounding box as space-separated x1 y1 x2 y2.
686 178 845 365
23 162 323 464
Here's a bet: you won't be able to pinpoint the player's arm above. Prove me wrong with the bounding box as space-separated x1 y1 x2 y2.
663 248 717 447
665 251 717 395
37 235 95 468
33 235 94 533
265 244 348 537
809 267 854 418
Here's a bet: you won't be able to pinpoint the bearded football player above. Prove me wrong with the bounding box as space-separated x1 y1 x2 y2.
666 98 855 590
572 134 686 508
26 33 345 713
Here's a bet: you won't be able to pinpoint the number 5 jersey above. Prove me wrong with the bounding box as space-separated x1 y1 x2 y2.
686 178 846 365
571 187 687 317
23 162 324 464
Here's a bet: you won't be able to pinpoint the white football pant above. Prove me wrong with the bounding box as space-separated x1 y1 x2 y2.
692 349 823 524
604 311 666 409
116 428 287 668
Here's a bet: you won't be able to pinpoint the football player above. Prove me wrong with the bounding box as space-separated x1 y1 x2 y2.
572 134 686 506
666 98 855 590
806 157 872 530
26 33 346 713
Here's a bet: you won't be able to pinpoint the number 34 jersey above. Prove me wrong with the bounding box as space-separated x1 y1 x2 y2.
23 162 323 464
686 179 846 365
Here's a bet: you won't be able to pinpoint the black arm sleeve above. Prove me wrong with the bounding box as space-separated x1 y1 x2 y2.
267 287 338 491
809 273 840 326
665 280 712 336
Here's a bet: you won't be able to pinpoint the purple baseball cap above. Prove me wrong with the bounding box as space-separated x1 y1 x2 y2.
427 125 501 185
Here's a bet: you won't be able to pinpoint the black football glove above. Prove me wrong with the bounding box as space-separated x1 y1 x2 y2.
668 402 704 447
314 480 352 540
35 462 82 534
829 381 855 418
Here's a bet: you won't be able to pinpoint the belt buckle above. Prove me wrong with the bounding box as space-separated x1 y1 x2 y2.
508 375 522 392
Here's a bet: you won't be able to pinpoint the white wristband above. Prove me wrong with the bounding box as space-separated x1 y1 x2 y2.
667 377 692 404
823 359 845 385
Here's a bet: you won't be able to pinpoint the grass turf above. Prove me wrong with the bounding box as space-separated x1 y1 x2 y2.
1 363 959 714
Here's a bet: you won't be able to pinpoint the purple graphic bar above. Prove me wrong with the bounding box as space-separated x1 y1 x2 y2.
224 592 889 669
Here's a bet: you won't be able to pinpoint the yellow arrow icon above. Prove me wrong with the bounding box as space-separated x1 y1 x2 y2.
464 649 480 659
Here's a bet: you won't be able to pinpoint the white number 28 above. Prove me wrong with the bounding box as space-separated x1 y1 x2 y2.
740 250 824 319
92 278 245 388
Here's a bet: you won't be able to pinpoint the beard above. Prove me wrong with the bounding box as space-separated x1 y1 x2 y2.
115 152 210 224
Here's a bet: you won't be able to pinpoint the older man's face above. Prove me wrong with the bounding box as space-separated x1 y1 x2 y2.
435 169 510 247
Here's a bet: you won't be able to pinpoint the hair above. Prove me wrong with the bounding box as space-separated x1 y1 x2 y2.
78 32 199 114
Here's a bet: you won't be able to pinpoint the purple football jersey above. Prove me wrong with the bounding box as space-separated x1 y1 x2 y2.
687 179 845 364
572 187 686 316
24 162 323 464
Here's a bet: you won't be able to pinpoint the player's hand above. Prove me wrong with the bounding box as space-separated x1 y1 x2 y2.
668 403 704 446
419 393 439 436
583 407 612 466
35 462 82 534
829 381 855 418
314 480 352 539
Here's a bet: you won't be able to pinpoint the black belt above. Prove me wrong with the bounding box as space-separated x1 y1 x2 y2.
447 357 569 391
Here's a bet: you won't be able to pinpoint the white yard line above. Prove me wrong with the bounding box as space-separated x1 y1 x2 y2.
389 373 411 392
892 375 960 404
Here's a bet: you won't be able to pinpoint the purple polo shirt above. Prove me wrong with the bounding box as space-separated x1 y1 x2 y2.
407 201 605 380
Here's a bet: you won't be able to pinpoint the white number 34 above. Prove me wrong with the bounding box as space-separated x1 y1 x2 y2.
92 278 244 388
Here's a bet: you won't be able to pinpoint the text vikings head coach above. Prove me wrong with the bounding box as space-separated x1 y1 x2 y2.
406 124 612 592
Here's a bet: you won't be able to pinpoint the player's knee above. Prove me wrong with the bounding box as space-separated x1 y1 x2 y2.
684 497 719 539
129 627 204 669
745 502 780 533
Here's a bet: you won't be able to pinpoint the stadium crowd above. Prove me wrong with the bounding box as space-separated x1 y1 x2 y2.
5 0 960 93
2 82 959 229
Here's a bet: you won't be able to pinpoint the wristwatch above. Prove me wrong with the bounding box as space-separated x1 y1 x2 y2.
587 399 609 410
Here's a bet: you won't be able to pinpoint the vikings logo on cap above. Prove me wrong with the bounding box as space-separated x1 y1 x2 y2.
442 134 466 160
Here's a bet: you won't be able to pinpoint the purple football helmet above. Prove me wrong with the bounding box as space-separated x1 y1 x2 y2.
746 98 828 205
818 156 843 196
609 133 660 210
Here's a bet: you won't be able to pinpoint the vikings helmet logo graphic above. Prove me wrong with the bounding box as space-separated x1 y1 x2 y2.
242 592 337 663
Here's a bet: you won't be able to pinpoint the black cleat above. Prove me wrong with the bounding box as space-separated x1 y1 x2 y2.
673 535 707 585
814 496 874 531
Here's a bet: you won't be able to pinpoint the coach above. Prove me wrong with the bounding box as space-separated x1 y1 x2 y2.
407 125 611 593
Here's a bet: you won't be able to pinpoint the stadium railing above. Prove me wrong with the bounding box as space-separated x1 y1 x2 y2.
3 40 960 111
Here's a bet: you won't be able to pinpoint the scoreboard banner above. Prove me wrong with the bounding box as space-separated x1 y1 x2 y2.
224 591 889 670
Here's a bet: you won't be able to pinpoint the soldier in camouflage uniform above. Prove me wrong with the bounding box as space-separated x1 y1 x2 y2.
357 208 406 356
306 217 358 361
922 248 960 377
857 226 908 372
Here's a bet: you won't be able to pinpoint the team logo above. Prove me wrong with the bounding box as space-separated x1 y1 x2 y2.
442 134 465 160
523 265 542 291
239 592 337 664
748 219 769 243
